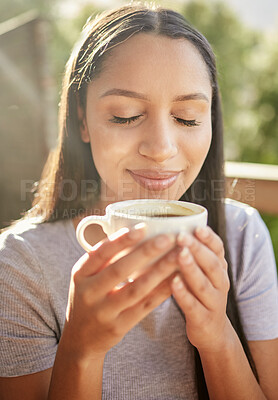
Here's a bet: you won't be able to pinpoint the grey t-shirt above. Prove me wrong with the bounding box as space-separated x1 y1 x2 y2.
0 199 278 399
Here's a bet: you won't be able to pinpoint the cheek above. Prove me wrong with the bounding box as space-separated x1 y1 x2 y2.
199 125 212 158
182 124 212 165
88 125 133 175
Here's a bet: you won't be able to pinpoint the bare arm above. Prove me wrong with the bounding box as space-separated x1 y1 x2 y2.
47 332 105 400
0 334 105 400
198 323 275 400
0 349 105 400
248 339 278 399
0 369 52 400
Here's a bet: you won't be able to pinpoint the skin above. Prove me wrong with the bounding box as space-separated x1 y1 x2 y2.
1 33 278 400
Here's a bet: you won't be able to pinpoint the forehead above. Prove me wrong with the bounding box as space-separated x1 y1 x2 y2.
89 33 212 100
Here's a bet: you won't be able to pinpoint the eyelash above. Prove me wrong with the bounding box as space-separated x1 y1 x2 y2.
109 115 142 125
109 115 200 127
174 118 200 127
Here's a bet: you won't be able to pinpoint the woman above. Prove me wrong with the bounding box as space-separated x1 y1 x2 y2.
0 3 278 399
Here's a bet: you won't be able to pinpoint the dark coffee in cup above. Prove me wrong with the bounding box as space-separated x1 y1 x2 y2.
118 203 197 218
148 213 192 217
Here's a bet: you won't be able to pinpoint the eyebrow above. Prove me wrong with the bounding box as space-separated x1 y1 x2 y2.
100 88 209 103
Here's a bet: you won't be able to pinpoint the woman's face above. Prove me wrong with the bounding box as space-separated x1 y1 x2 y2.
80 33 212 204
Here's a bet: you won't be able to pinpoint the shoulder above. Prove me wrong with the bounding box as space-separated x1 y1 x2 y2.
224 198 275 274
0 218 44 281
224 198 277 297
224 200 278 340
224 198 265 233
0 217 80 257
0 218 83 377
224 198 271 256
0 217 82 293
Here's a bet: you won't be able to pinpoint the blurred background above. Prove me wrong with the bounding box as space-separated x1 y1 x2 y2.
0 0 277 263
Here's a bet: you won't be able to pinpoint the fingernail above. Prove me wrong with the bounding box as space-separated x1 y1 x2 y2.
172 275 184 290
196 226 209 238
180 247 189 258
154 234 175 249
179 247 193 265
177 233 193 246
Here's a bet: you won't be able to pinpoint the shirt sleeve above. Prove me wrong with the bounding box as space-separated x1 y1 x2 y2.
0 231 58 377
227 203 278 341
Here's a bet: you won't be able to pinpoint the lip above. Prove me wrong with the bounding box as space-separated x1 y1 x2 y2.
127 169 181 191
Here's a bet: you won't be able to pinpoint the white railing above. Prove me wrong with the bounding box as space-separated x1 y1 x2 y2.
225 162 278 215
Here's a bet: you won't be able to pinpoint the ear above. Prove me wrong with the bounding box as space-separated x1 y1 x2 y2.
77 97 90 143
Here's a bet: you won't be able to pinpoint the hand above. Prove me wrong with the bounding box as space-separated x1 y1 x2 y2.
63 224 180 362
171 226 232 353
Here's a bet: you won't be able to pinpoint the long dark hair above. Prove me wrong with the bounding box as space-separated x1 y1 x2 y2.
26 3 258 398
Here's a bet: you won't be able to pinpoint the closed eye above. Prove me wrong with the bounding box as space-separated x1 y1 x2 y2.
109 115 142 124
109 115 200 127
174 117 201 127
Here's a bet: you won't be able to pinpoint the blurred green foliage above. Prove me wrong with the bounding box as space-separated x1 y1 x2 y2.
262 214 278 266
1 0 278 264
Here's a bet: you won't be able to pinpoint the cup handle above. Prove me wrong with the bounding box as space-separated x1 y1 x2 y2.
76 215 109 252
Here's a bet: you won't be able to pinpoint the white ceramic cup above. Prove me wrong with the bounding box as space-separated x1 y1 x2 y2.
76 199 207 252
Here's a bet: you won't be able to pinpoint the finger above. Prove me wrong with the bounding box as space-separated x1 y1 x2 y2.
92 233 176 295
178 227 225 259
171 274 209 324
178 247 216 309
194 226 225 259
75 223 146 277
177 233 228 289
101 247 181 318
116 275 173 331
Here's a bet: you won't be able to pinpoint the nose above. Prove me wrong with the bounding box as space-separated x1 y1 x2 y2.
138 117 178 163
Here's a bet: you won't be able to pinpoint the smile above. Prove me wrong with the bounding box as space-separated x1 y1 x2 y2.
127 169 181 191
